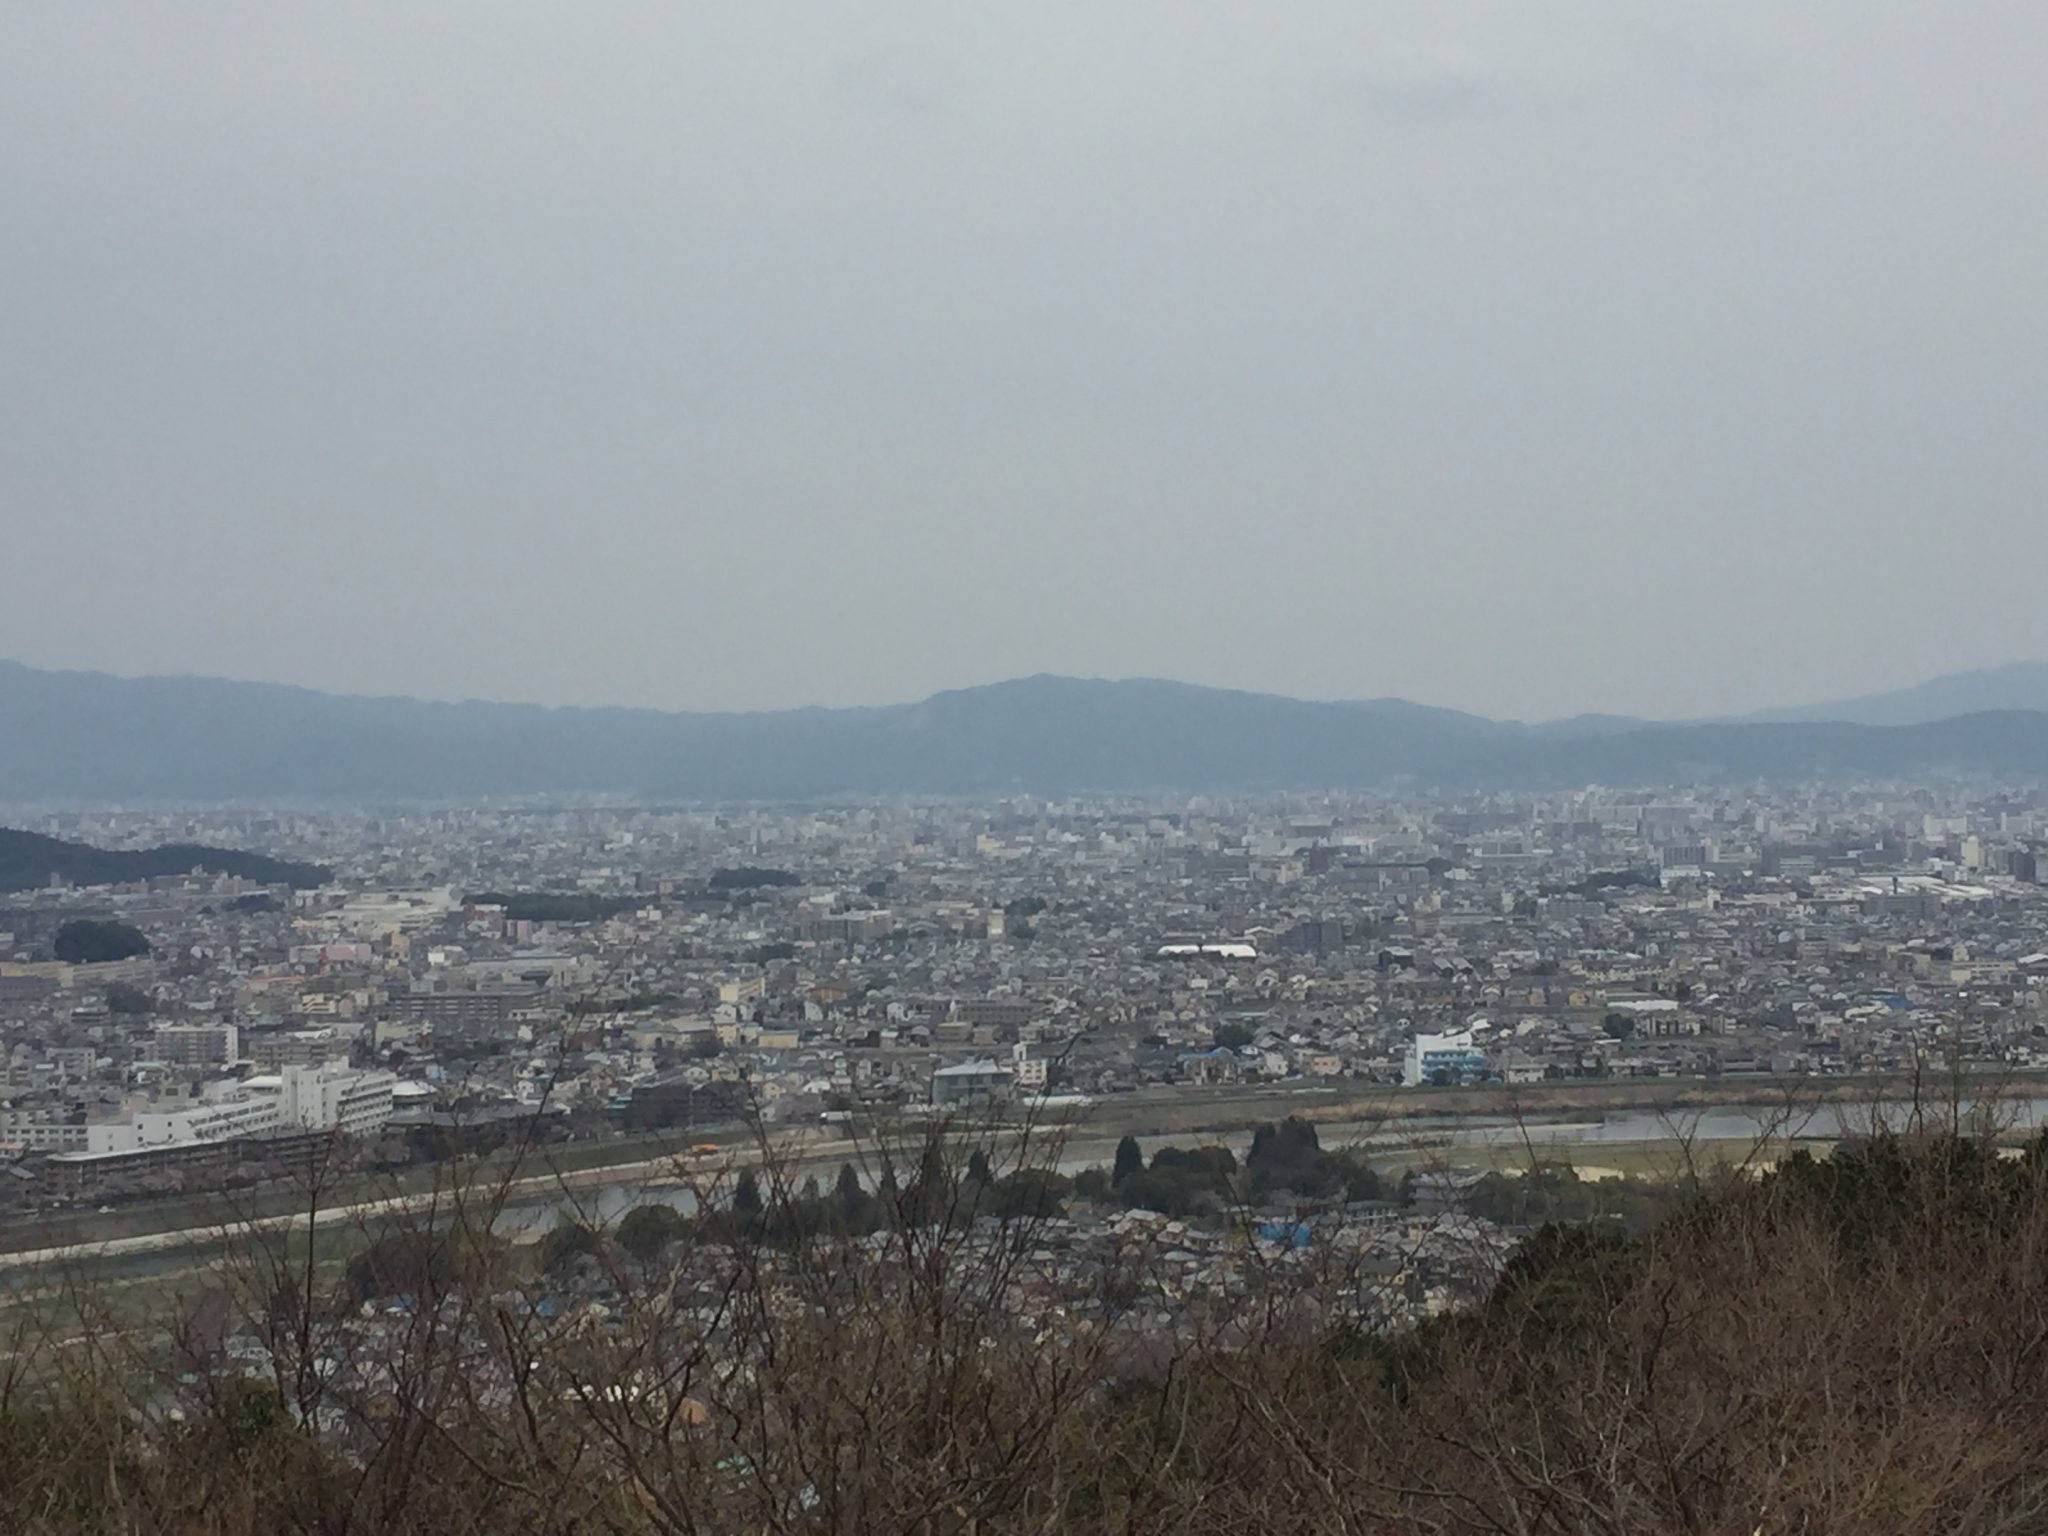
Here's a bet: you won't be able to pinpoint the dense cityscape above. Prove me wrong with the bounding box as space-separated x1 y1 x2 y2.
6 778 2047 1503
6 784 2048 1206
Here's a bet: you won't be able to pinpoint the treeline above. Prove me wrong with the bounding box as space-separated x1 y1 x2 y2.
512 1124 1396 1287
585 1154 1075 1268
1070 1117 1386 1216
570 1125 1657 1254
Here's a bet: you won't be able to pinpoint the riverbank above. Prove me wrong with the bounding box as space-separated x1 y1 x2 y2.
1065 1065 2048 1139
7 1065 2038 1276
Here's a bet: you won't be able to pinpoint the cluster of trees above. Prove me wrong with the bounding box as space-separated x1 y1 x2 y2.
462 891 644 923
733 1155 1075 1241
343 1229 462 1302
52 918 151 964
1460 1162 1676 1230
613 1202 689 1262
1071 1135 1239 1216
583 1152 1083 1272
1245 1116 1385 1202
103 981 152 1015
966 1158 1074 1220
1067 1120 1386 1215
535 1217 607 1275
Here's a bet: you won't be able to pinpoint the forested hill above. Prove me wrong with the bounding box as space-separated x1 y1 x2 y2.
0 827 330 892
6 659 2048 800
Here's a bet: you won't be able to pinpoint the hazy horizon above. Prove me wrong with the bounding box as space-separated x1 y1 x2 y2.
6 3 2047 720
7 650 2045 725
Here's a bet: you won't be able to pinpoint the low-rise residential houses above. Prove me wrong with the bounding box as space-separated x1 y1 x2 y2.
6 784 2048 1208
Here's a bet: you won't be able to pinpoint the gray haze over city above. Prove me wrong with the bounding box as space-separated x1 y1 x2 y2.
5 3 2047 721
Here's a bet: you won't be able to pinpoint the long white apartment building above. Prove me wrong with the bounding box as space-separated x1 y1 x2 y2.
86 1065 397 1154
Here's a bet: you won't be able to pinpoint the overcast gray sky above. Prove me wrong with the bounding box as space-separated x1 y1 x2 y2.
3 3 2045 721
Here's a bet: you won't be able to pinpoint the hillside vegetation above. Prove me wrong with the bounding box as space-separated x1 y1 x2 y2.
5 1126 2048 1533
0 826 329 892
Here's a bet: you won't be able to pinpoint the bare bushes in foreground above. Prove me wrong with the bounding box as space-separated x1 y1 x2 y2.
9 1120 2048 1534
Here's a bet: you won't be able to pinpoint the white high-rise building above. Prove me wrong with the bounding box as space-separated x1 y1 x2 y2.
277 1064 396 1138
1403 1028 1488 1087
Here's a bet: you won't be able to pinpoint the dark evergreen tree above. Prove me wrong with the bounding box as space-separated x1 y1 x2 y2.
732 1168 763 1217
1113 1135 1144 1187
835 1161 865 1222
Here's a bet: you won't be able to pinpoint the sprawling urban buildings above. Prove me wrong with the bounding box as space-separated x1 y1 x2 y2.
6 783 2048 1203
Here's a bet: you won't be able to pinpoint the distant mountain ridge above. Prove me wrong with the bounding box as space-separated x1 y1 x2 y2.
0 826 330 892
1739 662 2048 727
1 659 2045 801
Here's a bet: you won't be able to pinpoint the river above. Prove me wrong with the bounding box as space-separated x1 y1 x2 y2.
23 1092 2048 1286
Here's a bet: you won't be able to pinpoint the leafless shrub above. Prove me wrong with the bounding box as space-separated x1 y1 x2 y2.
11 1088 2048 1534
